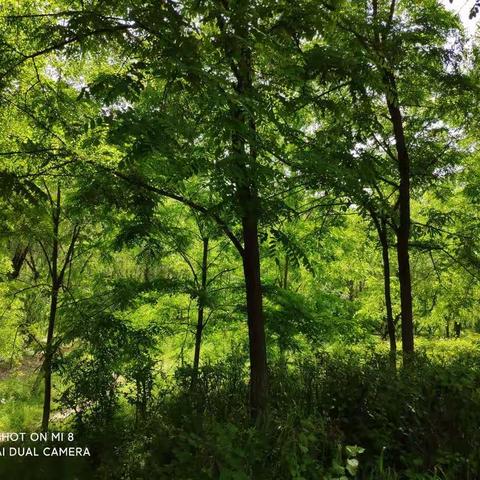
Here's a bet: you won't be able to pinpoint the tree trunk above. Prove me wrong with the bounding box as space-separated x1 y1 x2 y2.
454 321 461 338
219 2 268 420
385 74 415 355
191 237 209 388
283 254 289 289
41 184 61 431
241 213 268 420
41 285 59 431
377 218 396 353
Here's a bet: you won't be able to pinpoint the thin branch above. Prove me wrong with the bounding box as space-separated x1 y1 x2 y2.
206 267 237 287
178 251 199 287
1 24 131 81
107 167 245 257
58 225 81 284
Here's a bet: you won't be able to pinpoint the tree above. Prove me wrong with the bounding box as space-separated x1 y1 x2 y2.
40 184 81 430
279 0 465 354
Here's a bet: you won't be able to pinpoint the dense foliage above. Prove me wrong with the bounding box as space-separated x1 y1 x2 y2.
0 0 479 478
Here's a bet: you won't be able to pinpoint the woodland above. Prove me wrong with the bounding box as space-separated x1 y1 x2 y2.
0 0 480 479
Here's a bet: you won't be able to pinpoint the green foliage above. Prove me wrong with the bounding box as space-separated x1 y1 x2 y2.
0 372 43 431
0 0 479 478
14 341 473 480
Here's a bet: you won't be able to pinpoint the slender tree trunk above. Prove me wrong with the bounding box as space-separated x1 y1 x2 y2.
42 186 61 431
283 254 289 289
385 74 415 355
376 218 396 353
191 237 209 388
42 284 59 431
241 213 268 420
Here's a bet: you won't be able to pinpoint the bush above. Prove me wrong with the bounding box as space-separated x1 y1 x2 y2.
61 341 480 479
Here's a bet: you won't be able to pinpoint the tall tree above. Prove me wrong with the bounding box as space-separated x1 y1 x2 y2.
3 0 296 418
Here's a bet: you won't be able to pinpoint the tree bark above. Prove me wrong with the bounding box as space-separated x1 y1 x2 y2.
241 213 268 420
384 74 415 355
191 237 209 388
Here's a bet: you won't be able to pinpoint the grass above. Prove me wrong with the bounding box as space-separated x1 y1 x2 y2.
0 374 43 431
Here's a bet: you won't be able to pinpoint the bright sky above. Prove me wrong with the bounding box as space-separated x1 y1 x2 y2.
441 0 479 36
